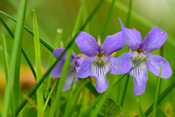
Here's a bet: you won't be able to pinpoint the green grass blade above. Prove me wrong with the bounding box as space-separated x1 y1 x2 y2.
50 47 74 116
144 64 175 116
119 74 130 107
2 0 27 116
64 76 76 117
82 0 90 32
125 0 133 27
45 29 63 97
137 98 145 117
101 0 115 40
2 34 9 81
15 0 105 115
152 63 163 117
0 16 36 78
33 10 44 115
81 55 149 116
63 6 82 117
0 10 54 52
43 80 58 111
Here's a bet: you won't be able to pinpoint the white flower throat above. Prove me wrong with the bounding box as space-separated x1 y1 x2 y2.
91 53 110 78
130 48 147 76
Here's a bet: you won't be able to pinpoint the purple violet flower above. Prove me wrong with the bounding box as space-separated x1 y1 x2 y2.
75 32 125 93
116 19 172 95
50 48 84 91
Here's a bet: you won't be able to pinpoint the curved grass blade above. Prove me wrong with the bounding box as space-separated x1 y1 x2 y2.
0 10 54 52
0 16 36 78
144 64 175 116
152 63 162 117
43 80 58 111
15 0 105 115
81 55 149 116
119 74 129 107
33 10 44 115
101 0 115 40
137 98 145 117
2 0 27 116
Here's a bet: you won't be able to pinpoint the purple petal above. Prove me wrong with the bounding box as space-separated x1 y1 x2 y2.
53 48 76 60
75 31 100 56
119 18 142 50
74 56 85 67
77 58 92 78
140 27 167 53
96 75 108 93
101 32 125 55
147 54 172 78
108 56 119 74
130 63 148 95
62 67 77 91
50 61 64 78
114 52 132 74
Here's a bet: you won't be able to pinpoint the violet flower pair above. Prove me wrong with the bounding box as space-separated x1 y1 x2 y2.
50 19 172 95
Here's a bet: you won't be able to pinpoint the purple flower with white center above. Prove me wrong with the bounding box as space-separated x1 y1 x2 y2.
116 18 172 95
50 48 84 91
75 31 125 93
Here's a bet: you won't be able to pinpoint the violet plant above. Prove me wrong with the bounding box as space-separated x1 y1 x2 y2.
116 19 172 95
75 31 125 92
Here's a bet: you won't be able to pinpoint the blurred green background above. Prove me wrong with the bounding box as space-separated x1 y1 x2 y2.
0 0 175 116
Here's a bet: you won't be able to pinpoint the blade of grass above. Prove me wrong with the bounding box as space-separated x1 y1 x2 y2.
50 47 74 116
63 6 82 117
15 0 105 115
119 74 129 107
144 64 175 116
101 0 115 40
33 10 44 115
152 63 162 117
137 98 145 117
125 0 133 27
82 0 90 32
81 55 149 116
45 29 63 98
0 16 36 78
2 0 27 116
64 76 76 117
2 34 8 82
43 80 58 111
2 34 15 116
0 10 54 52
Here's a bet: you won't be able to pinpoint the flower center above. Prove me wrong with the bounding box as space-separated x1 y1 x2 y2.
95 52 106 64
132 48 146 61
